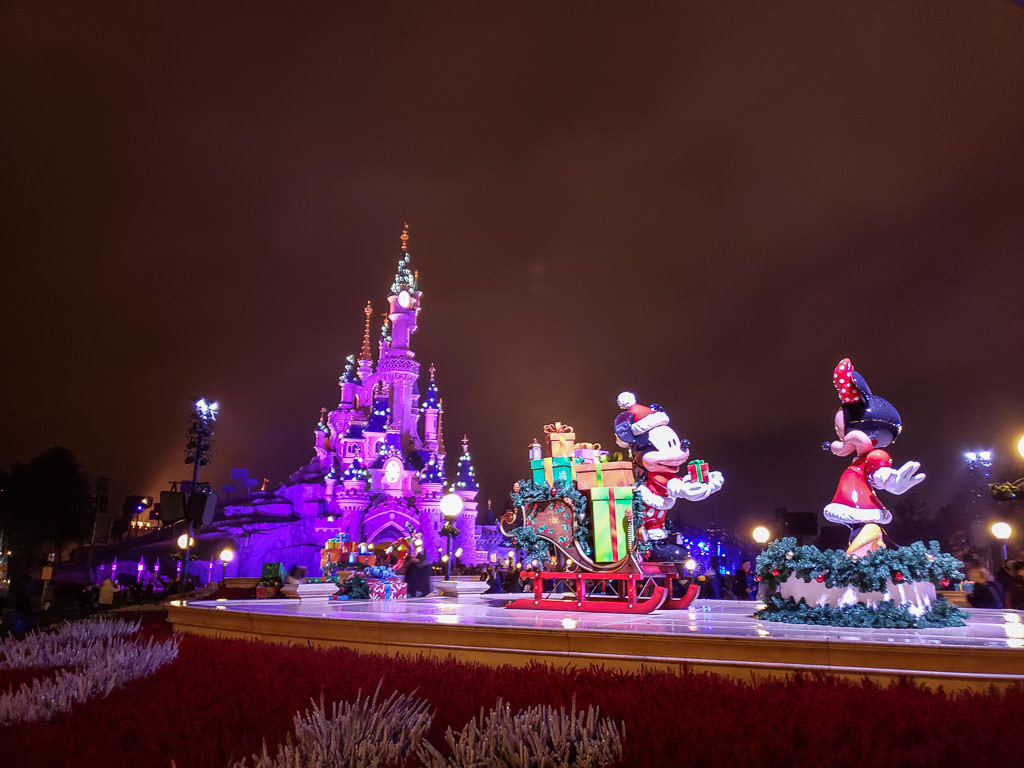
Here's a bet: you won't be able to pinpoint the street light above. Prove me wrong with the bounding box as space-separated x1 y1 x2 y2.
219 548 235 581
1017 434 1024 462
992 522 1012 561
177 534 194 549
752 526 771 545
439 493 463 581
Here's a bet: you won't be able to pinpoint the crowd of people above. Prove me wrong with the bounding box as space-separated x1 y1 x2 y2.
967 560 1024 610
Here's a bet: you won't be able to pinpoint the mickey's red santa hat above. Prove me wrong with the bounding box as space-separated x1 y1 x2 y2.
614 391 670 448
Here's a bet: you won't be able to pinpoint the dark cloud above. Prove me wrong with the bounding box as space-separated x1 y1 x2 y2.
2 2 1023 534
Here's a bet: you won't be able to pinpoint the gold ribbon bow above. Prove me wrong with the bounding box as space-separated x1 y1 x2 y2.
543 422 575 434
574 442 602 450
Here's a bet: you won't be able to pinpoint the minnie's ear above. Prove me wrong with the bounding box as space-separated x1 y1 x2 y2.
850 370 872 399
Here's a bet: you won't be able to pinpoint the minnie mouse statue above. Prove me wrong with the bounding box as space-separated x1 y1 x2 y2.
614 392 724 562
824 358 926 557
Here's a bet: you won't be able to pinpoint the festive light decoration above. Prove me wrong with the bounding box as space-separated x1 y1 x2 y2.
453 435 478 492
421 364 440 409
418 453 446 484
339 354 361 385
342 458 370 487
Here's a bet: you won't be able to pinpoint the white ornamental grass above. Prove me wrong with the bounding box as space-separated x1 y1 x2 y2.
232 682 434 768
232 683 625 768
0 618 178 726
0 617 142 668
418 695 625 768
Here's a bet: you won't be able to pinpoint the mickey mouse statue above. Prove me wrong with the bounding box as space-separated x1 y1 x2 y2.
824 358 926 557
614 392 724 562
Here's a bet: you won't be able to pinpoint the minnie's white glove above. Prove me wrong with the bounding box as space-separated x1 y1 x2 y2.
871 461 926 495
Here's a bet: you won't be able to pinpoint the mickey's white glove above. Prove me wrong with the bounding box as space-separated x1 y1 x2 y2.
667 476 716 501
706 470 725 494
871 461 926 495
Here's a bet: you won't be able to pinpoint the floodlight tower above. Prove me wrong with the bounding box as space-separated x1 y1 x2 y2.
182 398 218 584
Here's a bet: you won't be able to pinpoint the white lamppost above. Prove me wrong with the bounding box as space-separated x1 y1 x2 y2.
219 548 235 581
992 522 1012 562
439 493 463 581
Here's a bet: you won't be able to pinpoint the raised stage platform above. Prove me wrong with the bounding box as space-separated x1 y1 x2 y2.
167 596 1024 691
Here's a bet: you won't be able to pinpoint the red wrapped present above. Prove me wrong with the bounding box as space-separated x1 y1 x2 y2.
687 459 710 483
366 577 408 601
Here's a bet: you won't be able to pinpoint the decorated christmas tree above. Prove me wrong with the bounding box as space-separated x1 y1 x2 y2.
453 435 478 493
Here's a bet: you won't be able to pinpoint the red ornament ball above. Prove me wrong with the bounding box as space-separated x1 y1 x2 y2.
755 575 762 582
894 571 904 582
815 574 825 583
771 568 780 576
941 578 950 587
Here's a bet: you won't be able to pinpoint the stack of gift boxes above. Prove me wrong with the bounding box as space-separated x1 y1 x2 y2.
321 536 379 578
362 565 408 601
529 423 637 564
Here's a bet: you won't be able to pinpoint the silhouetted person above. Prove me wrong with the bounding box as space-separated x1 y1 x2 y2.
732 561 755 600
404 553 431 597
967 566 1004 609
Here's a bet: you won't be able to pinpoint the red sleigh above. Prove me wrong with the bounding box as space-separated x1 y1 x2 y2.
498 493 699 614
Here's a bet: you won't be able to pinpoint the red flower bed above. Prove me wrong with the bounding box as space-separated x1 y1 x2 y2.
3 615 1023 767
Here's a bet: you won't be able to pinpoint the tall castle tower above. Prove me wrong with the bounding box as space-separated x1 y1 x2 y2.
219 224 484 575
377 224 422 451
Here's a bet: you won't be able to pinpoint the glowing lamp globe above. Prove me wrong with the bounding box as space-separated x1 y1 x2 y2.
684 558 697 572
177 534 194 549
397 289 412 309
992 522 1012 541
219 548 235 563
752 526 771 544
1018 434 1024 461
440 493 463 519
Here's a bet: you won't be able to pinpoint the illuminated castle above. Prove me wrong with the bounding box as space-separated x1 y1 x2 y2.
214 226 483 575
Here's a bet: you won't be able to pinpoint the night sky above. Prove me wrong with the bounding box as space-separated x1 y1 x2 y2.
3 2 1024 538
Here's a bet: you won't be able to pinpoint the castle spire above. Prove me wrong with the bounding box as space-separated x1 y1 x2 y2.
421 363 440 409
436 398 445 456
389 224 417 296
359 301 373 361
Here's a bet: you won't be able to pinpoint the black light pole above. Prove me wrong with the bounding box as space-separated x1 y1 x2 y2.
183 398 218 587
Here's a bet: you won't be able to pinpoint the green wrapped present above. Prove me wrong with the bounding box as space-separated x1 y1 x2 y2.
588 486 633 562
531 456 575 486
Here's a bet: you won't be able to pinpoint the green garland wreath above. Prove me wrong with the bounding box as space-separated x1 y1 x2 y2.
755 537 964 594
507 479 593 560
757 594 967 628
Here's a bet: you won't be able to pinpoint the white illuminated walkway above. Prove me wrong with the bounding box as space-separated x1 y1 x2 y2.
184 595 1024 651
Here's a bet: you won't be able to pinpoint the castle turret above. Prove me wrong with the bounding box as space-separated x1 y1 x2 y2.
452 435 480 561
422 363 441 452
338 353 361 409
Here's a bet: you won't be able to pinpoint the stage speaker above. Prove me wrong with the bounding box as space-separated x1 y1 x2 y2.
187 491 218 527
160 491 186 524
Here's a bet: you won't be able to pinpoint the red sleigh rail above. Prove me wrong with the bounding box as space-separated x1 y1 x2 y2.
504 569 700 614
